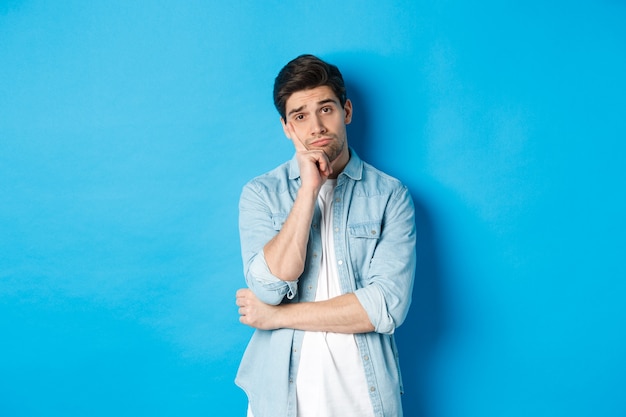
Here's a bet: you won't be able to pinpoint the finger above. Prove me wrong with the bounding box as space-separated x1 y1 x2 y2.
316 154 331 176
236 288 250 298
303 150 330 178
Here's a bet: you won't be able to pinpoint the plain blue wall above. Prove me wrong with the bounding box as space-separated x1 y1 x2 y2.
1 1 625 416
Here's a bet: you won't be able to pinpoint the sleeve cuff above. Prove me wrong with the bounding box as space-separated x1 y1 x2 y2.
354 285 396 335
247 251 298 305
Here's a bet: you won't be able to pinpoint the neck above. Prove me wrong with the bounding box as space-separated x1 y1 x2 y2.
328 147 350 179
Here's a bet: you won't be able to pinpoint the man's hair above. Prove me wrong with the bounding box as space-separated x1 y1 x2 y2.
273 54 347 120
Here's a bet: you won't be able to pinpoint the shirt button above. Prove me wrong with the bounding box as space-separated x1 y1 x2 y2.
370 386 376 392
363 355 369 361
313 224 318 229
334 227 339 232
335 197 341 203
338 260 343 266
371 230 377 235
313 252 318 258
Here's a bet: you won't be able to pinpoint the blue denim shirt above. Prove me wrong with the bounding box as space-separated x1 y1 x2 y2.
236 149 416 417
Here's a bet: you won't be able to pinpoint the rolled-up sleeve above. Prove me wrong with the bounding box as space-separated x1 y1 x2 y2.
354 185 416 334
239 180 298 305
247 250 298 304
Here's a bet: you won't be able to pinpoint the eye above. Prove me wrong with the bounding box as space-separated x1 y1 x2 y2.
294 114 305 121
321 106 333 114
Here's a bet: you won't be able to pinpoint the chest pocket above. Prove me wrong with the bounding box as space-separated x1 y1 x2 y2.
348 221 382 239
347 220 382 283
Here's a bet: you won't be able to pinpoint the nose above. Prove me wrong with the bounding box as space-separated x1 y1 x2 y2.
311 114 327 135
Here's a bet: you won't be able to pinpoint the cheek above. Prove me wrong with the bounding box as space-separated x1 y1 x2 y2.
334 122 347 138
294 124 311 139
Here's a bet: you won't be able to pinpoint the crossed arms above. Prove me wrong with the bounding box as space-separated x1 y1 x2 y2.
237 139 415 335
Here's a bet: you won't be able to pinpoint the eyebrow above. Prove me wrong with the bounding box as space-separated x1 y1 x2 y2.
287 98 339 117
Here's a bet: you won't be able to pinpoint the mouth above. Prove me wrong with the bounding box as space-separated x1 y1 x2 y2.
309 137 333 147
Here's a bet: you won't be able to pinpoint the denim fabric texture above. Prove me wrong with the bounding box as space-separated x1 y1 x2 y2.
236 149 416 417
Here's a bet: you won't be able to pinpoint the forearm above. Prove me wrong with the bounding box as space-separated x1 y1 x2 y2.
264 186 318 281
237 288 374 333
276 293 375 334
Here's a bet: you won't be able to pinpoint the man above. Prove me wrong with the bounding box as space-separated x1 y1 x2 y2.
235 54 416 417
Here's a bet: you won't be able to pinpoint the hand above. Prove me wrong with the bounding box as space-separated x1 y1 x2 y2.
285 122 332 191
236 288 280 330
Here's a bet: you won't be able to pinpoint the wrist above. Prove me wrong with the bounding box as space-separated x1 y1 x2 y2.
272 304 288 329
297 185 320 201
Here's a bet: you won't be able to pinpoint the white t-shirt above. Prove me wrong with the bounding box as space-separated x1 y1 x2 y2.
295 179 374 417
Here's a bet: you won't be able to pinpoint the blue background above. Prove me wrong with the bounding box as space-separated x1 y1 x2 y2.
1 1 625 416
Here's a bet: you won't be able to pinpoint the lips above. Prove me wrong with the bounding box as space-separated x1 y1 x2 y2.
310 137 333 147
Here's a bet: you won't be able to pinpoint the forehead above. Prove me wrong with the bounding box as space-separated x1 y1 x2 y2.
285 85 339 112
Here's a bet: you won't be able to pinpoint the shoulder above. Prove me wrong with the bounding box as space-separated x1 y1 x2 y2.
343 149 407 193
357 161 409 197
243 160 293 194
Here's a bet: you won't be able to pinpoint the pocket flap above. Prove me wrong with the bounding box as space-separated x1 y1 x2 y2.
348 221 382 238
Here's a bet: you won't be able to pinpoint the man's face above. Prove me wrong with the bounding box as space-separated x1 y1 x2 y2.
281 85 352 164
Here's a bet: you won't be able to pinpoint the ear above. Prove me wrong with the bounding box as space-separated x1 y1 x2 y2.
343 99 353 125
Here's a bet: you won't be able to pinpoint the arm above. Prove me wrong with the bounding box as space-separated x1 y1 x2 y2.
236 288 374 334
263 122 332 281
239 178 416 335
238 124 332 304
353 185 417 334
262 185 318 281
239 183 416 333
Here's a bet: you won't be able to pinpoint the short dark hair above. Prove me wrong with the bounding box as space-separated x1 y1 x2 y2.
273 54 347 120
